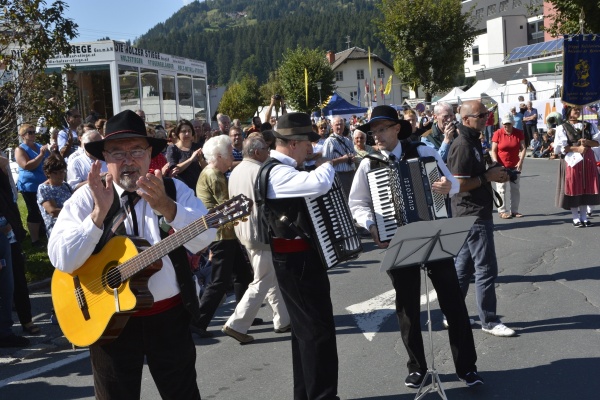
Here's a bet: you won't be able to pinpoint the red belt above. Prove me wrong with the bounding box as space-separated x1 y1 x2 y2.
133 294 182 317
272 238 311 253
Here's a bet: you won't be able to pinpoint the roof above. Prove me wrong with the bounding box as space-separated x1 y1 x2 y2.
330 47 394 71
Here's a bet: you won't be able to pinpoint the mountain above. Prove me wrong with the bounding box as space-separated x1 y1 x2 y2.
135 0 389 85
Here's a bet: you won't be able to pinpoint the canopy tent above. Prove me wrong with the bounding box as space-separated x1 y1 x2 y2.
460 78 502 102
312 92 368 120
433 87 465 105
485 79 560 104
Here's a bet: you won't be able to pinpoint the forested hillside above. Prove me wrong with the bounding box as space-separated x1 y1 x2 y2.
136 0 389 85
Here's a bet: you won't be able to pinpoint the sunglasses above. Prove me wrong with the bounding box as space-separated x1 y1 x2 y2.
467 112 489 119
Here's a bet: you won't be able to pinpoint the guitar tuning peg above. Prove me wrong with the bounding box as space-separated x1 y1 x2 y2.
241 217 248 222
233 221 240 226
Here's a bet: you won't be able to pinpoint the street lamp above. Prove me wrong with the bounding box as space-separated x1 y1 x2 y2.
316 81 323 118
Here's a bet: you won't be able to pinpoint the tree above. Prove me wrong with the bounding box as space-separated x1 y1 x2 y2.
217 75 261 122
277 46 335 113
543 0 600 36
0 0 78 148
258 71 284 114
375 0 477 103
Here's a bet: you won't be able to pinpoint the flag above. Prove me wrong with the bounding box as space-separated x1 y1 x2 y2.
365 80 369 94
384 75 393 95
563 34 600 106
373 76 377 102
368 47 372 82
305 68 308 107
357 81 361 107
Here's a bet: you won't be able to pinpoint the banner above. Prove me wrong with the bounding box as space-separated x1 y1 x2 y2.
498 98 564 131
562 34 600 106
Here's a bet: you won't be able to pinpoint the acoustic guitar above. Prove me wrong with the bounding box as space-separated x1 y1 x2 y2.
51 194 252 347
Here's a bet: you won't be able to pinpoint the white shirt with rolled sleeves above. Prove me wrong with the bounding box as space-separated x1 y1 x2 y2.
349 142 459 231
66 153 108 190
266 150 336 199
48 179 216 303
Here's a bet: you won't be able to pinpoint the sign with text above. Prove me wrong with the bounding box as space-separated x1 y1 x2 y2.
532 61 563 75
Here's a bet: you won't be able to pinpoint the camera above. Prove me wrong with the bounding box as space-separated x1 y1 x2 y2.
505 168 521 183
274 94 282 100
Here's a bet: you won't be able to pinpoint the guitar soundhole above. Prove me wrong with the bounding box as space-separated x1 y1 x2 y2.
104 267 123 290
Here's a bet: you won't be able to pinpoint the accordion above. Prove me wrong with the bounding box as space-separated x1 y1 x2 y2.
367 156 449 242
304 176 363 268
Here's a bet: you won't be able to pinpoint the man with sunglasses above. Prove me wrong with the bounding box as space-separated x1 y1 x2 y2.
446 100 516 338
57 108 81 161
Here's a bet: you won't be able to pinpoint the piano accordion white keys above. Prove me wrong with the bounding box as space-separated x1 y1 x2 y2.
304 176 363 268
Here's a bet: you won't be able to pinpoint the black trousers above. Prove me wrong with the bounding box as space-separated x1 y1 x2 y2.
196 239 252 330
387 259 477 377
272 248 339 400
89 303 201 400
11 243 33 325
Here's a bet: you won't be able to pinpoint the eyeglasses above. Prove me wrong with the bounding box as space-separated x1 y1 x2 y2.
104 147 150 161
25 131 36 135
466 112 489 120
368 123 397 136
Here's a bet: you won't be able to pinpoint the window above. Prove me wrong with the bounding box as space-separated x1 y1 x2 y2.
72 65 113 121
513 0 522 8
528 20 544 44
472 46 480 65
377 68 385 79
350 91 358 102
356 69 364 80
487 4 497 16
140 68 160 124
475 8 484 19
335 71 343 81
500 0 509 12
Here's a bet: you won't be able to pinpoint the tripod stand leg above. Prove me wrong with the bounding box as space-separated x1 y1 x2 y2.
413 264 448 400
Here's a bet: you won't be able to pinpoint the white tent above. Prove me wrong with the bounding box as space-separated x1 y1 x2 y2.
434 87 465 105
485 79 560 104
460 78 502 101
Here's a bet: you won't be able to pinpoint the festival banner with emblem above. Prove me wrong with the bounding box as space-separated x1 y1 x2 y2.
562 34 600 106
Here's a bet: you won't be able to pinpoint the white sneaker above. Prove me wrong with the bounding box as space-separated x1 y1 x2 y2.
482 322 516 337
442 318 475 329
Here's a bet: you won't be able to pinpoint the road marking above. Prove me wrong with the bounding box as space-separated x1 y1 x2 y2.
345 289 438 341
0 351 89 388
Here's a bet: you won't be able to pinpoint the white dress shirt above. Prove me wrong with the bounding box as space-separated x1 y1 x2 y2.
349 142 459 230
66 153 108 190
266 150 335 199
48 179 216 302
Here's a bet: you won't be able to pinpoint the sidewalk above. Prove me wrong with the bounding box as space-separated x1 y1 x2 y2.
0 279 71 366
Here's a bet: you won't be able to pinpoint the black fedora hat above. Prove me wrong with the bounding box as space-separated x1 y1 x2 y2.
356 105 412 140
85 110 167 161
273 112 320 142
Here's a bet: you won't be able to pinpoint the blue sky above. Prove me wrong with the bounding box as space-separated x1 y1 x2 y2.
62 0 195 43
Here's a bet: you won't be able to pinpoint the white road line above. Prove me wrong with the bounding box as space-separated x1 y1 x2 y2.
345 289 438 341
0 351 89 388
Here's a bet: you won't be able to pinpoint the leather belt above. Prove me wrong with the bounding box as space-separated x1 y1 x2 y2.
271 237 310 253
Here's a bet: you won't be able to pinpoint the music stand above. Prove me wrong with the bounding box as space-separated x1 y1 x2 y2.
380 217 477 400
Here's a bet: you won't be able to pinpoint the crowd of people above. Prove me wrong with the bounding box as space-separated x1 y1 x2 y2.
2 88 599 398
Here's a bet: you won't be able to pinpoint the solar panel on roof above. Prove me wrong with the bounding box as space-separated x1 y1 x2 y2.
505 38 563 62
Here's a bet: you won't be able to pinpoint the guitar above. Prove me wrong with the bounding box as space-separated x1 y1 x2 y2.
51 194 252 347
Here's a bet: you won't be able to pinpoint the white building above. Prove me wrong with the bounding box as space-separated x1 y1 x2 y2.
326 47 408 107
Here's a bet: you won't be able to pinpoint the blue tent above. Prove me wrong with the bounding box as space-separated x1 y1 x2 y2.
312 92 368 119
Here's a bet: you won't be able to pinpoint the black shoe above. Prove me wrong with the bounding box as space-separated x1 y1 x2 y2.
251 318 263 326
573 221 585 228
459 371 484 387
190 324 213 338
404 371 425 389
587 212 593 218
584 220 593 227
0 334 30 348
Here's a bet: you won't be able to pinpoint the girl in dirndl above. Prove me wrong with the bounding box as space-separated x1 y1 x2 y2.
554 106 600 227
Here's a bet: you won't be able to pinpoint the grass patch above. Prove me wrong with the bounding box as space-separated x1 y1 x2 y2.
17 194 54 283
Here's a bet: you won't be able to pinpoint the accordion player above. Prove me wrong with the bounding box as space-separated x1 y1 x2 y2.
350 141 459 246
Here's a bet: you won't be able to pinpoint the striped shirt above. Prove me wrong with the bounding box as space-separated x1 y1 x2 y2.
322 134 356 172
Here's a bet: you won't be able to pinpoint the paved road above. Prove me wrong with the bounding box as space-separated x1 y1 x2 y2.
1 158 599 399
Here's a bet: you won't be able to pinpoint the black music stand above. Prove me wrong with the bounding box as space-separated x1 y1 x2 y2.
380 216 477 400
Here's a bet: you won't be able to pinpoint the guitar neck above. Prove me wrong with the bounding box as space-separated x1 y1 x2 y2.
118 215 209 281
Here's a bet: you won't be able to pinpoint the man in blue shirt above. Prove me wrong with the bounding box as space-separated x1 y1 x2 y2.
522 101 538 145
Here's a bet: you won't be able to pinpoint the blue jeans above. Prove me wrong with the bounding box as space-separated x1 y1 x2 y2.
0 233 14 337
454 219 500 329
